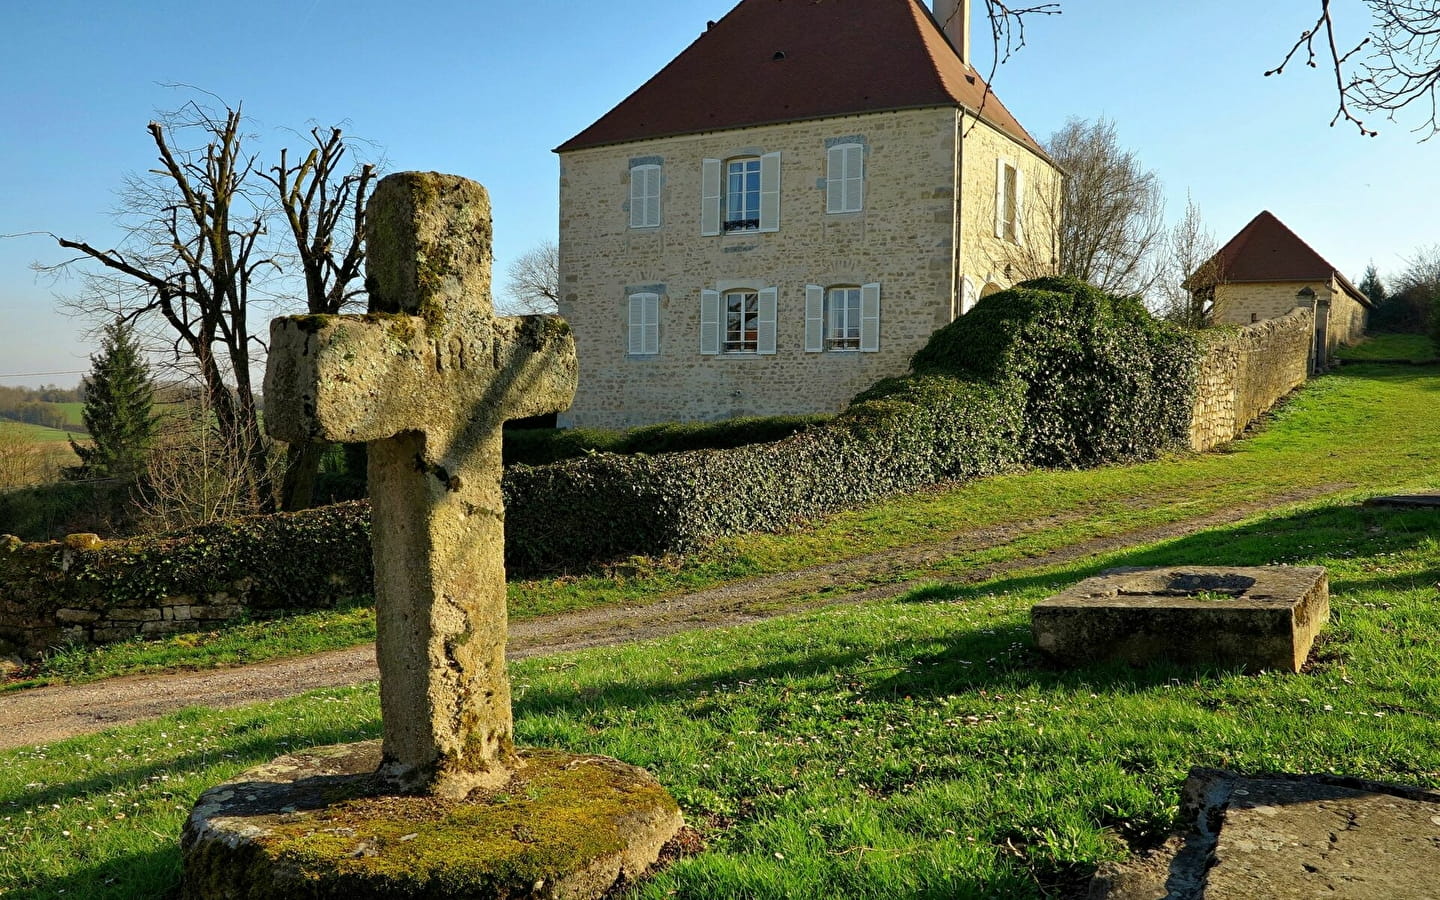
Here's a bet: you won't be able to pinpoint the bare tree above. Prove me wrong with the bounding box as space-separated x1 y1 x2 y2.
1269 1 1440 138
1160 194 1221 329
0 426 54 490
1045 117 1167 298
39 98 377 516
501 240 560 315
41 102 276 513
1393 244 1440 338
261 126 377 510
133 387 283 532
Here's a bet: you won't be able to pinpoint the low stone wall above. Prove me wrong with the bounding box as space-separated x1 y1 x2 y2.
0 504 371 660
1189 307 1313 452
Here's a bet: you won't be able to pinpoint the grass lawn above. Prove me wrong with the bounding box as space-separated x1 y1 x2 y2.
12 361 1440 687
1335 332 1437 362
2 495 1436 898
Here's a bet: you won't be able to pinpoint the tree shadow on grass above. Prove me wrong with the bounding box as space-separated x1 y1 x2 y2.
0 718 379 819
508 502 1440 724
873 502 1440 700
15 846 181 900
907 503 1439 608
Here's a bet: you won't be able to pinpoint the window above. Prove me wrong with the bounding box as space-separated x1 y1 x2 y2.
805 283 880 353
725 159 761 231
960 277 977 316
824 287 862 350
700 287 778 355
627 292 659 355
701 153 781 236
826 143 864 213
724 290 759 351
629 164 661 228
995 160 1024 244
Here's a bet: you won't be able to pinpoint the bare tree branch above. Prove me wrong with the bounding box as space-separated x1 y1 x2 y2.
1047 117 1166 298
1266 1 1377 136
500 241 560 316
938 1 1062 134
1268 1 1440 138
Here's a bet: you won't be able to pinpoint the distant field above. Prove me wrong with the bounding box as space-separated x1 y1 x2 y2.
48 402 86 429
0 421 79 488
0 419 80 444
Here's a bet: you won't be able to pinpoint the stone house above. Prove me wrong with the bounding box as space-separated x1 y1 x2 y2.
554 0 1063 428
1191 211 1372 370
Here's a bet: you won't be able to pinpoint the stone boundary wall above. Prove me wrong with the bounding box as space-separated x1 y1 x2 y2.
0 504 371 660
1189 307 1313 452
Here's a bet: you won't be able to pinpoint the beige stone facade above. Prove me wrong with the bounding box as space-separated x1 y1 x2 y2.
1212 277 1368 357
557 108 1059 428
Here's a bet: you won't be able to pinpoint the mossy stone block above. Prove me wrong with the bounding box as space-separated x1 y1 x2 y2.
1032 565 1329 674
181 741 683 899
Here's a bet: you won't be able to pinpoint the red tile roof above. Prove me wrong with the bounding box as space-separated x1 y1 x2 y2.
1201 211 1372 308
555 0 1048 158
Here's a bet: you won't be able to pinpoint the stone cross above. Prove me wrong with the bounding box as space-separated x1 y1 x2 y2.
264 172 577 799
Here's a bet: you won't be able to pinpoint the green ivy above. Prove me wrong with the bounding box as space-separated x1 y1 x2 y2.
503 414 832 467
911 277 1200 467
0 503 372 618
3 279 1206 599
502 378 1026 573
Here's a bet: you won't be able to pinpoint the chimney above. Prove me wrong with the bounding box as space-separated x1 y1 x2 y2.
933 0 971 66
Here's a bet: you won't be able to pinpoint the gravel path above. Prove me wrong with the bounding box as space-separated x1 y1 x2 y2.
0 483 1347 750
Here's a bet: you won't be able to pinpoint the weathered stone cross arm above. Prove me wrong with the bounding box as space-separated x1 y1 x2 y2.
264 310 575 451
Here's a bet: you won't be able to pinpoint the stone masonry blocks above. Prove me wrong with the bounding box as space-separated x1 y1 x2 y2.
1032 566 1329 674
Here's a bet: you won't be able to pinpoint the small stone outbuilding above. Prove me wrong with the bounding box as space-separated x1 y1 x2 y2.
1188 211 1373 369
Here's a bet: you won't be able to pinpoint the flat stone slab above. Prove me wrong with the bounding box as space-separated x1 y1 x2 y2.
181 741 684 899
1364 493 1440 510
1032 566 1328 673
1090 768 1440 899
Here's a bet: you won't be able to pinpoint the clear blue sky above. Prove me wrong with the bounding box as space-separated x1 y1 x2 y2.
2 0 1431 388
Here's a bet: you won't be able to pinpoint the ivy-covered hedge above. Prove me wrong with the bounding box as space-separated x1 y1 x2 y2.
502 414 832 467
5 279 1207 621
502 277 1202 572
502 378 1025 572
1 502 373 656
911 277 1200 466
1 502 371 620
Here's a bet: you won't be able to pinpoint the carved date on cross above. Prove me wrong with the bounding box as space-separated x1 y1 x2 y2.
264 172 577 798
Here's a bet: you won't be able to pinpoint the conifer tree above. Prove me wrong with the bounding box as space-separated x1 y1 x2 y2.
1358 264 1387 307
70 320 158 480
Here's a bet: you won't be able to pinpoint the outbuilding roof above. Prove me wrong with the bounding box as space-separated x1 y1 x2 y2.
1198 211 1372 308
555 0 1048 158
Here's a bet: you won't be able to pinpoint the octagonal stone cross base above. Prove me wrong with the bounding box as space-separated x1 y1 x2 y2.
1032 566 1328 673
181 741 684 900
